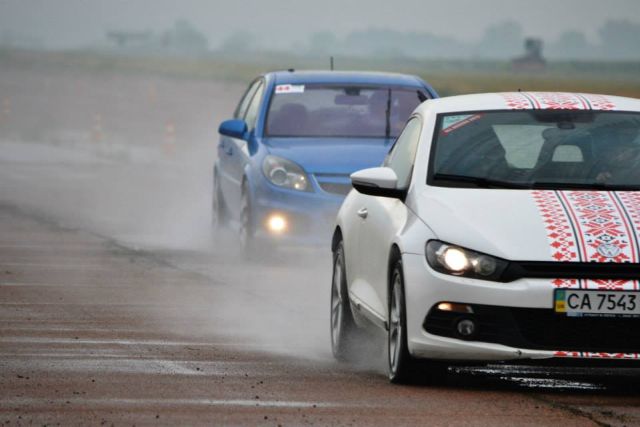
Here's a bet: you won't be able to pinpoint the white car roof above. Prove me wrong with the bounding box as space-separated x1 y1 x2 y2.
417 92 640 115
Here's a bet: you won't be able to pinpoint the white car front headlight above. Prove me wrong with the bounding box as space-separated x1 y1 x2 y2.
262 155 311 192
425 240 508 281
440 247 469 272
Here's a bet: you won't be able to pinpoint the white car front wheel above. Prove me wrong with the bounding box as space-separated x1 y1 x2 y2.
388 259 416 383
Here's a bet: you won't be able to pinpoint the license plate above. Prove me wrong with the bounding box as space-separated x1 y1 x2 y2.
554 289 640 317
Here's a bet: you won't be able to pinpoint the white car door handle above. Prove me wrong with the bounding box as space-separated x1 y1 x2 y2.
357 207 368 219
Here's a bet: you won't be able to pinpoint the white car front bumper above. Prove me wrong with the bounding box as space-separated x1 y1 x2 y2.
402 253 640 362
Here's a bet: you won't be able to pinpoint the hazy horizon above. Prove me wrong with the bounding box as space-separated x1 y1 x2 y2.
1 0 639 51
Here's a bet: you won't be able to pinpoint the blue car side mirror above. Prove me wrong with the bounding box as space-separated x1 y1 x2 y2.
219 119 248 140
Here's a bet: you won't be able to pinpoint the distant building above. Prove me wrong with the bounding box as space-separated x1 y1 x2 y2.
512 38 546 71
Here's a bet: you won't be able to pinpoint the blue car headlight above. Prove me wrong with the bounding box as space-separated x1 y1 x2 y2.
425 240 508 281
262 155 311 192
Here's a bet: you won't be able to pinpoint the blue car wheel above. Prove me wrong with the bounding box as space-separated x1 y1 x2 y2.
239 181 255 257
211 171 226 232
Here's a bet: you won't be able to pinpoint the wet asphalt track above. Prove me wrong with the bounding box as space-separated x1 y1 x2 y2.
1 65 640 426
2 158 640 427
3 196 640 426
0 204 639 427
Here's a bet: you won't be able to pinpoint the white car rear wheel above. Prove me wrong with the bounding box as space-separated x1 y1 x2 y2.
330 240 359 361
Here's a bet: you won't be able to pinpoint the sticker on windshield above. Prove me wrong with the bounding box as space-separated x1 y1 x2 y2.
441 114 483 135
275 84 305 94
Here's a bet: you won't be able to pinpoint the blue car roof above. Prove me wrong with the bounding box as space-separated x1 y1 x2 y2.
269 70 429 89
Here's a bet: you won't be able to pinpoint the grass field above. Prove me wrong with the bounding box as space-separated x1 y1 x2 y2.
2 48 640 98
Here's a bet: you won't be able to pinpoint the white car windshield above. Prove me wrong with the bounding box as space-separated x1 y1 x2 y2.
429 110 640 190
265 85 426 138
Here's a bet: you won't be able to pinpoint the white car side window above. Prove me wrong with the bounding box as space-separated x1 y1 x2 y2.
385 118 422 188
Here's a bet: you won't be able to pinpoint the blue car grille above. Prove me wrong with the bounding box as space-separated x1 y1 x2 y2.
318 182 352 196
314 174 352 196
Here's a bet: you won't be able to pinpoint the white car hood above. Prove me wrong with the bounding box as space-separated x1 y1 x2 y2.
416 187 640 263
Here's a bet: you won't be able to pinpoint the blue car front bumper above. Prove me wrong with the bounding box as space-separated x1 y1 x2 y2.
250 175 348 246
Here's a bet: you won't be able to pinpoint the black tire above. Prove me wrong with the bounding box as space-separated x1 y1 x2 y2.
238 182 257 259
388 258 417 383
211 170 226 232
330 240 360 361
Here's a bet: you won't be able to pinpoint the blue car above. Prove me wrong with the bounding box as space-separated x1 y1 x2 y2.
214 70 438 253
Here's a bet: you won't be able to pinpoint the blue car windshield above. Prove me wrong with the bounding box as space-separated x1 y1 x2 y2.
429 110 640 190
265 85 426 138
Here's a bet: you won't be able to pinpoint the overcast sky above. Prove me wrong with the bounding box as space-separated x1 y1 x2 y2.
1 0 639 49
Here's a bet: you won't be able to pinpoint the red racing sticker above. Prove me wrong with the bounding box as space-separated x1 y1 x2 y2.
274 84 305 94
440 114 483 135
533 190 640 290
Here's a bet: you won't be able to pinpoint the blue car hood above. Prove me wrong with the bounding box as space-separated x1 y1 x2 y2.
263 137 393 175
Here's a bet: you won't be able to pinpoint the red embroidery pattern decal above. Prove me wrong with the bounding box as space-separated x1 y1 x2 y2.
500 93 531 110
533 190 640 290
554 351 640 360
562 191 635 264
551 279 580 289
500 92 617 111
533 191 579 262
532 92 585 110
618 191 640 241
581 94 616 111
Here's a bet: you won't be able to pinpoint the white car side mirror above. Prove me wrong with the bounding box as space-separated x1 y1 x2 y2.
350 167 406 199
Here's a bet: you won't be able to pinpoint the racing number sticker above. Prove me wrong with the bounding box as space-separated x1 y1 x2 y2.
275 84 305 94
441 114 483 135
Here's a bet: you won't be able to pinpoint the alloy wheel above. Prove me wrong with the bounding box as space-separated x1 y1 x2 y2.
330 252 344 354
389 272 403 376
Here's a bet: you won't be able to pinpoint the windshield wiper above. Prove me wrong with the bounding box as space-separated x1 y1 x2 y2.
529 181 639 191
432 174 640 191
432 173 530 189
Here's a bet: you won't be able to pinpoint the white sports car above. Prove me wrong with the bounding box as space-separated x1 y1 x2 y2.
330 92 640 382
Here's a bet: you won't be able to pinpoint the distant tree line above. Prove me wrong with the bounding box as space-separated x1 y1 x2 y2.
218 19 640 61
103 20 208 55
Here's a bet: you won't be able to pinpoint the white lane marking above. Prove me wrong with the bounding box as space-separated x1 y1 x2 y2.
0 337 316 351
0 282 133 288
0 353 251 362
0 398 340 409
0 303 189 307
0 355 337 375
0 245 103 250
0 337 234 346
0 262 114 269
0 326 150 332
0 352 136 359
0 358 208 375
